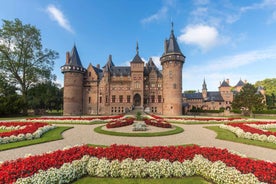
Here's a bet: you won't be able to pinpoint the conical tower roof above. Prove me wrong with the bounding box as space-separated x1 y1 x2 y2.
61 44 86 73
131 42 144 63
163 22 183 55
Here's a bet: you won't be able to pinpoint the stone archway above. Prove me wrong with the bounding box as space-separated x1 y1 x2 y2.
133 93 141 107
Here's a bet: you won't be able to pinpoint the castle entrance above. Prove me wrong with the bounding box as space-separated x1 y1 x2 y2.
133 93 141 107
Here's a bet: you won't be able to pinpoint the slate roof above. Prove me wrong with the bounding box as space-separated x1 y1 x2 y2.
205 92 224 102
220 80 231 87
183 93 203 99
68 45 84 68
163 23 183 55
183 91 224 102
144 58 162 77
110 66 131 76
235 79 245 87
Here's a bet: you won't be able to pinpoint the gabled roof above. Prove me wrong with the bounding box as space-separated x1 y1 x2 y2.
220 80 231 87
103 55 115 72
144 58 162 78
235 79 245 87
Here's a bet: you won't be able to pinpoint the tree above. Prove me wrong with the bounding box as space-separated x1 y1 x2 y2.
232 83 265 116
0 74 23 115
28 81 63 114
255 78 276 109
0 19 59 114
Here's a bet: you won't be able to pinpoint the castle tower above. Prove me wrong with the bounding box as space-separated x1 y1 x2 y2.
130 42 144 108
160 23 185 116
61 45 86 115
202 78 208 99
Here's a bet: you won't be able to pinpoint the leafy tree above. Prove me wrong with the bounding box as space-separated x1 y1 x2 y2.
28 81 63 114
0 19 58 114
255 78 276 109
0 74 23 115
232 83 265 116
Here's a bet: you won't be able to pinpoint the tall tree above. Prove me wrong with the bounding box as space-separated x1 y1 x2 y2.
255 78 276 109
0 74 23 115
232 83 265 116
28 81 63 114
0 19 59 114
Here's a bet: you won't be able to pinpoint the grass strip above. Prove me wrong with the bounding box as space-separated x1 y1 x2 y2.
73 176 211 184
0 126 72 151
205 126 276 149
94 125 184 137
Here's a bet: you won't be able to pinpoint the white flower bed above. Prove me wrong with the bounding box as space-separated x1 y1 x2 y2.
0 125 56 144
15 155 262 184
219 124 276 144
23 119 113 124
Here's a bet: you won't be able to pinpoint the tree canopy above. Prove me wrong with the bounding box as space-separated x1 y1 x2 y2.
0 19 59 114
232 83 265 115
255 78 276 96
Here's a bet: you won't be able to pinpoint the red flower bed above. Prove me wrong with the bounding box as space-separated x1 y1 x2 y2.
1 145 275 184
228 122 276 137
27 115 124 121
0 122 49 138
166 117 242 121
106 118 135 128
144 119 172 128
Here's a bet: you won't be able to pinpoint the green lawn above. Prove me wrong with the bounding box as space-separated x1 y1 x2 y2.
94 125 184 137
205 126 276 149
0 126 72 151
73 177 211 184
268 128 276 132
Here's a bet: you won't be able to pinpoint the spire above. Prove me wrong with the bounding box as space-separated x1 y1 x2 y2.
202 78 207 90
131 42 144 63
70 44 84 68
163 22 183 55
136 41 139 55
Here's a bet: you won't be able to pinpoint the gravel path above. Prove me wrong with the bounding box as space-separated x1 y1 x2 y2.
0 124 276 162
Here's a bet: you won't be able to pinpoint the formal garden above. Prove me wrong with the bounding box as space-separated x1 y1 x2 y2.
0 113 276 184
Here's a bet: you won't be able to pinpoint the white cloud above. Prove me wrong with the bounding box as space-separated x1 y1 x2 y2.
151 56 162 69
141 7 168 24
178 24 222 51
193 0 209 6
46 4 74 33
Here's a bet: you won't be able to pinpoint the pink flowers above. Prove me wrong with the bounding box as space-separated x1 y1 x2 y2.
0 145 275 183
106 118 135 128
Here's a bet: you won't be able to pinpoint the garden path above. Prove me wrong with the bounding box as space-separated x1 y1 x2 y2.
0 124 276 162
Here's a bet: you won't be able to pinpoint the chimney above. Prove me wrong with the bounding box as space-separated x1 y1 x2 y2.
226 78 230 84
164 39 168 53
66 52 70 64
97 64 100 69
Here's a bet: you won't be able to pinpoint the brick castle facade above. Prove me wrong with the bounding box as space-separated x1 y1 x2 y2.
61 26 185 116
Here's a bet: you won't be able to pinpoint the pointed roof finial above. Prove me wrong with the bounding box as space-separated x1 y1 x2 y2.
171 21 174 33
136 41 139 55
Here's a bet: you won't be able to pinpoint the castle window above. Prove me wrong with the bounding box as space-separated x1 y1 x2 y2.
105 96 108 103
169 71 172 78
155 107 157 113
89 72 91 77
127 95 131 103
151 95 155 103
135 82 140 89
119 95 123 103
88 97 91 104
99 96 102 103
158 95 162 103
173 83 177 89
158 83 162 88
112 95 116 103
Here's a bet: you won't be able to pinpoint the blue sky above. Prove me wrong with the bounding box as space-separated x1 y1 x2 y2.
1 0 276 91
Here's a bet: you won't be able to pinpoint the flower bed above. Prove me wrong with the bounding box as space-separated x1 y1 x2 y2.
220 121 276 144
1 145 274 184
0 122 55 144
147 114 172 128
166 117 244 123
106 118 135 128
26 115 124 124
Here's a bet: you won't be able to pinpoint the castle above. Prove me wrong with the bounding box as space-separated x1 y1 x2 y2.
61 26 185 116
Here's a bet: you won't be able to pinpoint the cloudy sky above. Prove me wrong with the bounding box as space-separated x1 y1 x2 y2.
1 0 276 91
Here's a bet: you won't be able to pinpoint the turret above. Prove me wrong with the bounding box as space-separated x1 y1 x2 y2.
202 78 207 99
160 23 185 115
61 45 86 115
